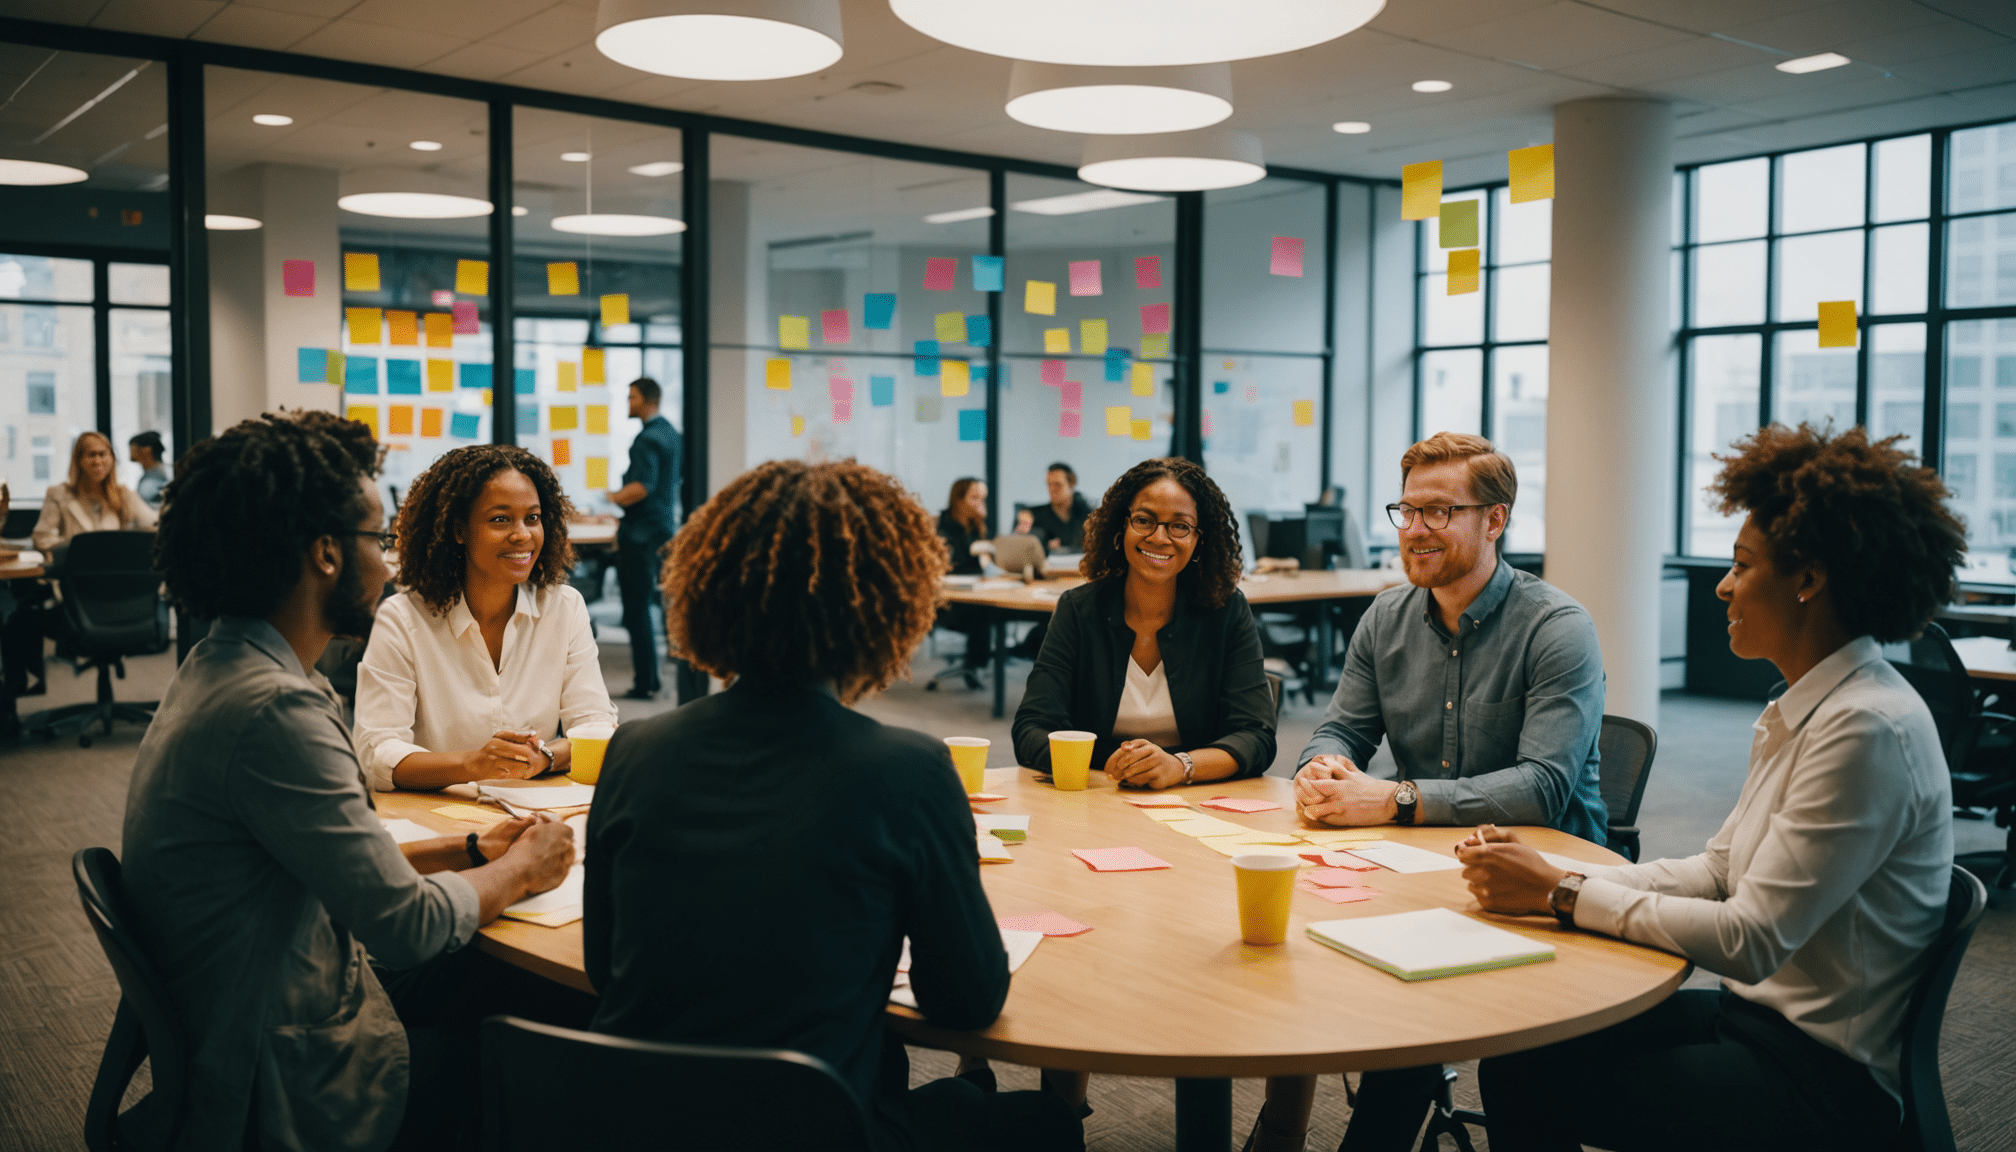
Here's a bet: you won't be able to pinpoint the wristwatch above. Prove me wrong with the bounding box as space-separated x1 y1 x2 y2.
1393 779 1419 825
465 832 487 868
530 737 554 775
1174 751 1196 785
1550 872 1586 927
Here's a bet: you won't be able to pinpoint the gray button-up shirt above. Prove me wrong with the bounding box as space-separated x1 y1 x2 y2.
1298 560 1609 843
122 617 478 1152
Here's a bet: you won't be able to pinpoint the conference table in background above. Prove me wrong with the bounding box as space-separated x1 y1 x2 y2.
1952 634 2016 682
0 551 45 732
376 772 1687 1152
940 568 1408 718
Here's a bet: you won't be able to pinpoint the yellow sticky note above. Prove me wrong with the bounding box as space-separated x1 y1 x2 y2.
1130 362 1154 396
941 360 970 397
432 803 505 826
481 388 491 406
1141 332 1169 359
546 262 579 296
1447 248 1481 295
585 457 609 490
765 358 792 390
586 405 609 434
345 404 378 437
557 361 578 392
549 405 579 431
346 307 381 344
778 315 810 350
326 352 344 384
1143 808 1199 823
387 310 417 346
935 311 967 343
425 359 453 391
387 405 414 436
455 259 488 295
1401 160 1444 221
1080 318 1108 355
423 312 453 347
1131 418 1152 441
1164 814 1252 838
1043 328 1071 354
1297 829 1387 847
1508 144 1555 204
1293 399 1315 427
1025 280 1056 316
343 252 380 292
1105 406 1130 436
551 438 570 466
1438 199 1479 249
582 347 605 384
601 293 629 326
791 415 806 437
1817 300 1858 347
420 408 444 437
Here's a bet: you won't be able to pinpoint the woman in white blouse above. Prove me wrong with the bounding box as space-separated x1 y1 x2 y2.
1461 424 1960 1152
355 445 617 792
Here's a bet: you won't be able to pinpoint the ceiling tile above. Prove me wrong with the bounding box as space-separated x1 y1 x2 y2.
1421 2 1696 70
89 0 226 37
1719 0 1947 57
482 4 594 53
419 41 549 83
191 4 324 50
1560 36 1768 89
1366 0 1556 40
1581 0 1836 37
1887 44 2016 91
1912 0 2016 39
233 0 364 18
1731 74 1939 122
2 0 103 26
1837 22 2009 68
499 45 652 98
287 18 470 70
340 0 559 43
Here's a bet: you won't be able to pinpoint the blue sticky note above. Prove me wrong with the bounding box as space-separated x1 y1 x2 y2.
344 355 379 394
459 362 491 390
514 368 535 395
297 348 327 384
966 314 992 347
869 376 895 406
386 359 421 394
972 362 989 384
450 411 481 439
863 293 896 330
1213 380 1230 394
958 408 986 441
1105 349 1128 383
971 255 1004 293
914 339 940 376
516 400 538 433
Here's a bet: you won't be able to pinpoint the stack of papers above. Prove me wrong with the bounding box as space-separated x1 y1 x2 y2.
976 835 1013 863
500 863 585 927
478 782 595 810
379 818 438 844
892 928 1042 1008
1341 842 1463 874
1306 907 1555 981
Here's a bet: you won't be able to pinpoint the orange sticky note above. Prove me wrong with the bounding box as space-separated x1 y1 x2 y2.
1130 418 1152 441
1447 248 1481 295
546 262 579 296
1401 160 1443 221
343 253 380 291
601 293 629 326
1508 144 1555 203
455 259 488 295
549 405 579 431
1105 406 1130 437
1024 280 1057 316
582 348 605 384
550 438 571 466
345 404 378 436
387 405 414 435
585 457 608 489
386 310 417 345
558 361 578 391
346 307 382 344
766 358 792 390
1293 399 1315 427
1817 300 1858 347
941 360 970 397
420 407 444 437
424 312 453 347
585 405 609 434
425 359 453 391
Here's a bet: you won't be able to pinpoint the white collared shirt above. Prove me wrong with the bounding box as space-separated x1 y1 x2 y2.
1113 657 1182 747
353 583 618 791
1574 636 1953 1102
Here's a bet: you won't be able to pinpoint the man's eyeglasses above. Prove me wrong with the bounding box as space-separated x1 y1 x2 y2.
1126 512 1196 541
345 529 398 550
1386 503 1495 530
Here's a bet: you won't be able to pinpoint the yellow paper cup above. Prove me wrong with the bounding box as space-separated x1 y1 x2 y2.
1232 854 1300 945
568 723 615 785
944 737 990 794
1047 730 1096 791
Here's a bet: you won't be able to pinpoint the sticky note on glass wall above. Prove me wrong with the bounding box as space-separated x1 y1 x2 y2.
346 404 378 436
297 348 327 383
386 360 420 394
1438 199 1479 249
971 254 1004 292
1270 236 1305 277
1135 255 1162 289
283 260 314 297
344 355 378 394
1105 406 1131 437
765 358 792 390
450 411 481 440
1059 410 1082 438
829 376 854 404
1130 418 1152 441
550 405 578 431
1293 399 1316 427
1068 260 1102 296
863 293 896 329
557 361 578 391
420 408 443 437
1043 328 1071 354
1447 248 1481 295
965 314 991 347
958 408 986 441
514 367 535 395
1080 318 1108 355
941 360 970 397
917 395 942 423
455 260 488 295
601 294 629 326
1508 144 1555 203
585 457 608 489
935 312 967 343
778 315 810 350
1060 380 1083 410
1141 333 1169 359
914 340 940 376
821 309 850 345
1037 360 1063 386
423 312 453 347
1402 160 1444 221
343 253 380 292
791 415 806 437
583 347 605 383
326 352 345 384
387 405 414 436
387 310 418 345
833 399 852 423
346 307 382 344
586 404 609 434
546 262 579 296
551 438 570 466
426 359 454 391
1817 300 1858 347
924 257 956 290
1105 349 1128 382
1130 362 1154 396
452 300 479 334
1139 302 1170 335
870 376 895 406
1025 280 1056 315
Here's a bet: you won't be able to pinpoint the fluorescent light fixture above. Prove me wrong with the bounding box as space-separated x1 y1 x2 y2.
1776 52 1850 74
551 213 687 236
1079 128 1265 192
1006 61 1233 135
628 161 684 176
205 214 262 230
1411 79 1452 93
891 0 1383 66
561 152 592 162
596 0 843 81
0 158 88 185
1333 121 1371 134
925 206 995 224
338 168 492 219
409 140 443 151
251 113 293 126
1009 188 1164 215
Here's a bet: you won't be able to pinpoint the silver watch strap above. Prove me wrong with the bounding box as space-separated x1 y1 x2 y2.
1176 751 1195 784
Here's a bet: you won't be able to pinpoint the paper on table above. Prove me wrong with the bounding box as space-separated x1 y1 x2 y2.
1143 808 1202 823
1297 829 1388 847
1538 850 1607 872
1122 793 1191 807
1297 849 1381 869
1299 881 1378 904
1071 846 1171 872
983 767 1021 789
1196 837 1303 859
893 928 1040 1008
478 783 595 809
432 804 505 825
1205 829 1306 846
999 910 1093 937
502 863 584 919
1343 842 1463 873
969 793 1008 803
1201 797 1281 813
974 814 1030 841
1162 815 1253 838
1307 907 1555 981
380 819 438 844
1303 867 1375 888
977 835 1013 862
566 813 588 865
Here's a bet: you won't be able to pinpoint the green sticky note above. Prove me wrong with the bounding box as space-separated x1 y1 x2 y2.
1439 199 1479 249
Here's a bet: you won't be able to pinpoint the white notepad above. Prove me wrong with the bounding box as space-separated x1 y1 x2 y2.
1343 842 1464 873
891 928 1042 1008
379 818 438 844
478 783 596 809
503 863 584 917
1539 850 1606 872
1307 907 1556 981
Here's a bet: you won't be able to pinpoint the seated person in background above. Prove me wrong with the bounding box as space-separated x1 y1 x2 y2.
355 444 617 791
1291 432 1606 1152
1469 424 1959 1152
1013 457 1276 788
586 459 1083 1152
128 430 169 509
124 411 575 1151
1029 461 1091 553
1013 506 1036 535
936 475 994 681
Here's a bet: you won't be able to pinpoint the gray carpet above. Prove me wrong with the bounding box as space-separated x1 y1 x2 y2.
3 629 2011 1152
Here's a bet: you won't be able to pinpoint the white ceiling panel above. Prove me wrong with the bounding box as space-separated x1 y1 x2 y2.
189 4 321 50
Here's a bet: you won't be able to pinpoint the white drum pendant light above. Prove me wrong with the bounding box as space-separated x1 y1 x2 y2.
337 169 492 219
596 0 843 80
1007 62 1232 135
1079 128 1265 192
892 0 1383 66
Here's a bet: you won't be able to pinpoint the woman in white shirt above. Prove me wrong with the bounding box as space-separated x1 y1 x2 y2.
355 445 617 792
1462 424 1961 1152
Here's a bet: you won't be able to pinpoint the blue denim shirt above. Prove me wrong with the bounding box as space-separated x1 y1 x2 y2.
620 414 682 541
1298 560 1609 843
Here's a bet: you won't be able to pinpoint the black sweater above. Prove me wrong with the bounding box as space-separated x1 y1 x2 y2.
937 510 986 576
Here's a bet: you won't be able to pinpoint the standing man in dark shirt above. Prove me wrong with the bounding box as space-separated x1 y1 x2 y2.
608 377 681 699
1028 462 1091 553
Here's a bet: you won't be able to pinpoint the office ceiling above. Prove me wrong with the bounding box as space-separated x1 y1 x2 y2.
7 0 2016 186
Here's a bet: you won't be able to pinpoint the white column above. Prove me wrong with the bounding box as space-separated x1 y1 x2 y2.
707 178 754 495
1544 97 1674 726
207 163 342 427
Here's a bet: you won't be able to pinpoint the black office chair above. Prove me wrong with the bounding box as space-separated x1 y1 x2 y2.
73 848 188 1152
25 531 168 747
481 1016 875 1152
1896 865 1987 1152
2 503 39 539
1264 670 1284 720
1597 715 1659 862
1884 623 2016 889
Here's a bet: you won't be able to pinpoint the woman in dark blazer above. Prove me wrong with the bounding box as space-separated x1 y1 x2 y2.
936 476 992 680
1013 457 1276 786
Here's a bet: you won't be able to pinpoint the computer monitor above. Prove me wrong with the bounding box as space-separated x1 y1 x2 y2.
991 534 1048 577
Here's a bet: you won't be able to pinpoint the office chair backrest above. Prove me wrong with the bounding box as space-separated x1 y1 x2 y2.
1264 671 1284 720
1882 622 1979 773
56 531 168 658
482 1016 875 1152
1596 715 1657 830
1246 512 1271 561
3 503 38 539
73 848 188 1152
1897 865 1987 1152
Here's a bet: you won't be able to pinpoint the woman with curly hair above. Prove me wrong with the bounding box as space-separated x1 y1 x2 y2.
1465 424 1964 1152
354 444 617 791
582 460 1083 1152
1011 457 1276 787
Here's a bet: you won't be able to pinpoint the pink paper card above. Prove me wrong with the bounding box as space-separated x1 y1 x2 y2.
451 300 479 334
1299 882 1377 904
1243 382 1259 403
1270 235 1306 277
1121 793 1189 807
1304 868 1374 888
1041 359 1066 386
282 259 315 297
1296 850 1380 869
1071 846 1170 872
1059 411 1082 438
999 911 1093 937
1200 797 1282 813
1140 302 1170 335
833 400 852 423
1059 380 1082 411
821 309 851 344
924 257 956 291
1135 255 1162 289
1068 259 1102 296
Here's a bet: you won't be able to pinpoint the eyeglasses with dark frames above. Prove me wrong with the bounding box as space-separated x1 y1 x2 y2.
1385 503 1496 530
344 529 398 550
1126 512 1196 541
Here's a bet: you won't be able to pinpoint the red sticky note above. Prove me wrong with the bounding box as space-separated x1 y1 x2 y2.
924 257 956 291
1059 380 1082 410
282 260 314 297
1296 849 1380 869
1304 868 1373 888
1041 359 1066 386
1135 255 1162 289
451 300 479 334
821 309 850 345
431 289 455 307
1068 259 1102 296
1201 797 1283 813
1071 846 1170 872
1059 411 1081 438
1140 302 1170 335
999 911 1093 937
1270 235 1305 277
1300 882 1378 904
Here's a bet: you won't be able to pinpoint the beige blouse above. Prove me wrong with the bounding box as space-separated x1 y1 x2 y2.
31 482 156 551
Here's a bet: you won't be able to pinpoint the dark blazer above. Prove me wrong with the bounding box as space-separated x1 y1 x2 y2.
937 510 985 576
1012 580 1277 776
584 680 1009 1150
1029 493 1091 552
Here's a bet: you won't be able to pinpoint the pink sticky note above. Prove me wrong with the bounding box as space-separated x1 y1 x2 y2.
1200 797 1282 813
924 257 956 291
829 377 854 403
1297 850 1380 869
1041 359 1066 386
1059 380 1082 411
1243 383 1259 404
1122 793 1190 807
999 911 1094 937
833 400 852 423
283 260 314 297
1300 882 1378 904
1072 846 1170 872
1140 302 1170 335
821 309 851 344
1059 411 1082 438
1304 868 1373 889
451 300 479 334
430 289 455 307
1202 410 1214 437
1068 259 1102 296
1135 255 1162 289
1270 235 1306 277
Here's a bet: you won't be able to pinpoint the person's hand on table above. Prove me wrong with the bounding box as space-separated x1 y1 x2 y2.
505 818 575 893
462 731 544 780
1456 824 1567 916
475 814 540 864
1103 739 1185 789
1295 757 1399 825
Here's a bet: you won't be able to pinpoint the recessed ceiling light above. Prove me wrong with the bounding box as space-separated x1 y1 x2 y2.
512 206 529 216
1332 121 1371 134
1775 52 1850 74
0 158 88 186
205 214 263 230
409 140 443 152
595 0 844 81
551 213 687 236
924 206 994 224
561 152 592 162
890 0 1385 66
628 161 684 177
252 113 293 126
1411 80 1452 93
1009 188 1164 215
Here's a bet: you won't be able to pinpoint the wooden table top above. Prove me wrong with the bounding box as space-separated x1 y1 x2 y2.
1952 635 2016 681
378 771 1687 1078
568 519 617 547
0 555 44 580
941 569 1406 614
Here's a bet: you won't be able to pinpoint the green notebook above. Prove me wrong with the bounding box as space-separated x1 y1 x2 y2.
1306 907 1556 981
